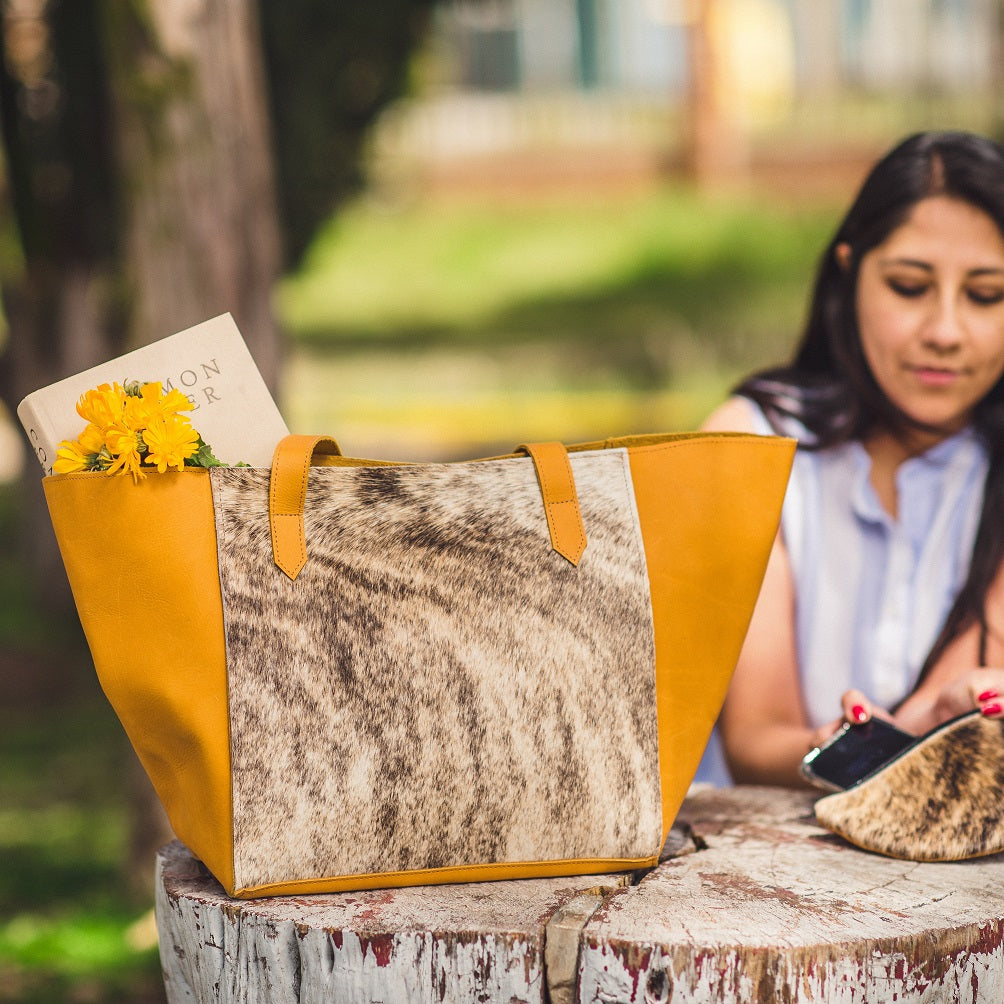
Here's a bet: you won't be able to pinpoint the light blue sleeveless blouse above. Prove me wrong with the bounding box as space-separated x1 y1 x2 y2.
695 400 989 787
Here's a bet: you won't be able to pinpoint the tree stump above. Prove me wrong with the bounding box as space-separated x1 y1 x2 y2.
156 786 1004 1002
580 786 1004 1002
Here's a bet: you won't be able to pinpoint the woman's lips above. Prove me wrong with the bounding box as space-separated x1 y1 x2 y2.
908 365 963 387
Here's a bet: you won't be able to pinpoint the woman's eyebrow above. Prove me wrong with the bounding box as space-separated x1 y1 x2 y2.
878 257 932 270
878 257 1004 277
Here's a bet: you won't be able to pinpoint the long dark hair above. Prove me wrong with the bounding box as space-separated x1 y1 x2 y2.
738 131 1004 678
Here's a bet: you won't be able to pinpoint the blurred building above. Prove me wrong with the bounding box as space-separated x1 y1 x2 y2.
371 0 1002 198
435 0 997 98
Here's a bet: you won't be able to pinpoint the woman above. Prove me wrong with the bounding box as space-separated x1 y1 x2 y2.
699 130 1004 787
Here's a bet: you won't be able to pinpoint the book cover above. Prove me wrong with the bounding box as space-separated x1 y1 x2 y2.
17 313 288 475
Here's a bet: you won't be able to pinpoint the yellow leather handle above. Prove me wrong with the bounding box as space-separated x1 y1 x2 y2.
269 434 343 580
268 435 585 579
518 441 587 566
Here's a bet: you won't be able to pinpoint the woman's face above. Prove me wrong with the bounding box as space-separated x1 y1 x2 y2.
854 195 1004 444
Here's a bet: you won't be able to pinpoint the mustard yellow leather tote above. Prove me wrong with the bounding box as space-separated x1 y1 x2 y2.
44 431 793 898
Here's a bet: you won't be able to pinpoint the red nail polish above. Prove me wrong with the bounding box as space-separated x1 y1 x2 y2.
851 705 868 723
981 702 1002 717
979 690 999 702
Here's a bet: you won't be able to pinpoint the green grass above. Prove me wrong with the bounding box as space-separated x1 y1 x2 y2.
281 343 744 459
277 184 839 367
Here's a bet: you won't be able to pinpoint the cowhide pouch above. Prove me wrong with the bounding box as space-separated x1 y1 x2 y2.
814 711 1004 861
209 449 661 890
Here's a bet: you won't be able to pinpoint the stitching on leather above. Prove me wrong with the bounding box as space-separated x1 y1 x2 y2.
630 438 795 456
268 447 283 570
558 443 576 505
525 442 586 560
553 446 585 556
548 498 586 557
45 469 204 486
271 512 306 573
237 853 661 896
298 438 318 515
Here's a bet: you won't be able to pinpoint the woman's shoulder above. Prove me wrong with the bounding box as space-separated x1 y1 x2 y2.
700 395 760 433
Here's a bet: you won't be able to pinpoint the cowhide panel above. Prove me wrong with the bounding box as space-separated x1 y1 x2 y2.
210 449 659 889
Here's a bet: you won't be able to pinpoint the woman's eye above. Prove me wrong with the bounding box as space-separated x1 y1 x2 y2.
887 279 927 298
967 287 1004 306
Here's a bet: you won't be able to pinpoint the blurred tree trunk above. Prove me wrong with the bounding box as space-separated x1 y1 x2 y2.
0 1 117 609
106 0 282 386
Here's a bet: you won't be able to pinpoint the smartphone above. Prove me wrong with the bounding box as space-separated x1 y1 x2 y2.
800 717 917 792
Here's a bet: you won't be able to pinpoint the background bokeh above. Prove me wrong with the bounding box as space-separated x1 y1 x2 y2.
0 1 1001 1000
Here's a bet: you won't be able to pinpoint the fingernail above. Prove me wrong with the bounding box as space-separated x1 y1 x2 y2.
981 702 1002 717
851 704 868 722
979 690 999 702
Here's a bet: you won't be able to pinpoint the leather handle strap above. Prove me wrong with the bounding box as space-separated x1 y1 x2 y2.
269 434 343 580
268 435 585 579
518 441 587 566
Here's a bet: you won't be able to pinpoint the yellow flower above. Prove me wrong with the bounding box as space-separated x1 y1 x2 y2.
142 414 200 473
76 383 127 431
53 440 92 474
124 381 191 429
78 423 106 454
104 425 145 482
144 381 191 417
53 424 111 474
56 378 222 479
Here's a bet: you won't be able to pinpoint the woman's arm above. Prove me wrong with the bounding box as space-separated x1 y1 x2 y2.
703 398 828 786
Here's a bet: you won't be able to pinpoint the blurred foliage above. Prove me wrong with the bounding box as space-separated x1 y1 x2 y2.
0 487 79 656
0 706 162 1003
278 184 841 376
259 0 438 266
0 0 116 268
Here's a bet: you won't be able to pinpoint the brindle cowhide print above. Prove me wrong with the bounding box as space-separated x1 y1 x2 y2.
814 712 1004 861
210 449 660 889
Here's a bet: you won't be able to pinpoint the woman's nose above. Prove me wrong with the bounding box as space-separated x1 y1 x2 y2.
921 292 965 351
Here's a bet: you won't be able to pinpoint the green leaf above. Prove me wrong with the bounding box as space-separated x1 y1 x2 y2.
184 437 246 469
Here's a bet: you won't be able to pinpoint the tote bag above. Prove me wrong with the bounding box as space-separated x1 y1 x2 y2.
44 431 793 897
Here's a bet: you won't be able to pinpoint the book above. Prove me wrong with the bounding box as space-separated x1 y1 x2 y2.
17 313 289 475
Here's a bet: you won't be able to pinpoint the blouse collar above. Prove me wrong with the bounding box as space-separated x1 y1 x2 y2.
849 426 986 535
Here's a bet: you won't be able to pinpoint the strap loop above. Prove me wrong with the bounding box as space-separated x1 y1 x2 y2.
269 435 342 580
518 442 587 566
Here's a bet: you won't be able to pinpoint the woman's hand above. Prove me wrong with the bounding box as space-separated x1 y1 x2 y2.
806 691 900 752
835 689 897 727
929 669 1004 723
862 669 1004 737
